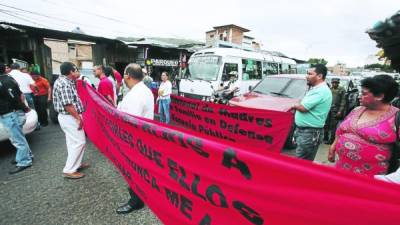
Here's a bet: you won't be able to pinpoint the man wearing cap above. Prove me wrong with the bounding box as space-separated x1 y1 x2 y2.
227 71 240 97
324 78 346 144
218 71 240 98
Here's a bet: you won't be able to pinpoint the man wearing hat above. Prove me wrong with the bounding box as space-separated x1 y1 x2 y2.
225 71 240 97
324 78 346 144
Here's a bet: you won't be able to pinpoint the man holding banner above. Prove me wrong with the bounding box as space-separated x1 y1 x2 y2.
116 63 155 214
291 64 332 161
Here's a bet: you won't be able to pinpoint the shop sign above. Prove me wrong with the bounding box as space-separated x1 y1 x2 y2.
151 58 179 67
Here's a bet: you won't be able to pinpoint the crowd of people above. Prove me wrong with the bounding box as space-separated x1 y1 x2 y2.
292 64 400 183
1 61 400 217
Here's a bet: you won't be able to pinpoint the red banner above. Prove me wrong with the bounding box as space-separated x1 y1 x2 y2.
157 94 293 153
79 82 400 225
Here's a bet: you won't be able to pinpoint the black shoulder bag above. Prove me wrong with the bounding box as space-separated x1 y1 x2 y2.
388 111 400 174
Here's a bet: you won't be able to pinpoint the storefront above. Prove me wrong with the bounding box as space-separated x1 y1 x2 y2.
145 56 180 82
124 37 204 84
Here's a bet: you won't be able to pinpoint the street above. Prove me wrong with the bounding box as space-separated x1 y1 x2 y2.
0 122 332 225
0 124 162 225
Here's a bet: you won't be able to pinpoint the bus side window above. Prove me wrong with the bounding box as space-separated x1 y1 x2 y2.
242 59 262 80
289 65 297 74
263 62 279 76
282 63 290 74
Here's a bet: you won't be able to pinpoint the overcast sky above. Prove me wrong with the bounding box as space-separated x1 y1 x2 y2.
0 0 398 67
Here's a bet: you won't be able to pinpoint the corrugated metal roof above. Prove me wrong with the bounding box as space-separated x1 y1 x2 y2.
121 37 205 51
0 22 122 43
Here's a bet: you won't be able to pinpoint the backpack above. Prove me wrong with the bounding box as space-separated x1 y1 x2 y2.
388 111 400 174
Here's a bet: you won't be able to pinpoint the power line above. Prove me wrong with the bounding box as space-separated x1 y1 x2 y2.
0 2 136 37
0 9 132 38
39 0 186 39
1 9 77 30
0 9 49 28
0 1 204 42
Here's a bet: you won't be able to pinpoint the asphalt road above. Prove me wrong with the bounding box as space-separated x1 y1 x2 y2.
0 122 332 225
0 124 162 225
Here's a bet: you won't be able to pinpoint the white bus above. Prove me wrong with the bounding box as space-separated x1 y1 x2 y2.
179 48 297 100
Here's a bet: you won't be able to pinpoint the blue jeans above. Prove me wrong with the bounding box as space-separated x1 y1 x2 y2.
294 127 323 161
16 110 27 127
24 93 35 110
0 112 32 166
158 98 171 124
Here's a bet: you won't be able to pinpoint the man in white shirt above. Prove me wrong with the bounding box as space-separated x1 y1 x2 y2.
227 71 240 97
8 63 37 109
116 63 154 214
217 71 240 99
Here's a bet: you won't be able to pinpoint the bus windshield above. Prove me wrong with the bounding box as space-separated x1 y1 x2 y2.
188 55 221 81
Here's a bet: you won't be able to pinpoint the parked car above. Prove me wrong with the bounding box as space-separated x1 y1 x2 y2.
0 109 38 142
229 74 309 148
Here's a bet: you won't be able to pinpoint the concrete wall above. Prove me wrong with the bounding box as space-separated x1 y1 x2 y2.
45 39 95 73
44 39 69 75
205 31 216 47
206 27 245 46
231 28 244 45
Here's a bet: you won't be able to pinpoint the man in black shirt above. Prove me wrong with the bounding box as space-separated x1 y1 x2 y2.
0 63 33 174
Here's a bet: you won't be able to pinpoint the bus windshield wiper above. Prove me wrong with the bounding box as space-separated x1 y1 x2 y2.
252 90 264 94
270 92 289 97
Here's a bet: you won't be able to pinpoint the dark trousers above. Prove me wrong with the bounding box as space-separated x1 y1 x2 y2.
34 95 49 125
128 188 144 206
24 93 35 110
324 110 340 142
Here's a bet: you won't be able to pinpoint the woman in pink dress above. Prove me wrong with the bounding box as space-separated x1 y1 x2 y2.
328 75 399 177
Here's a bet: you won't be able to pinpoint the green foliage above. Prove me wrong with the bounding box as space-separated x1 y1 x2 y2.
364 63 395 73
308 58 328 66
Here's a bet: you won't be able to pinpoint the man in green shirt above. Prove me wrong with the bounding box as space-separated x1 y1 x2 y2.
291 64 332 161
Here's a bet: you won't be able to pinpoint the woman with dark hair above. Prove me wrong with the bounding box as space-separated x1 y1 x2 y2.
104 66 117 105
328 75 399 177
157 71 172 124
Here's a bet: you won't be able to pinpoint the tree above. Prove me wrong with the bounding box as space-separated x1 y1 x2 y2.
364 64 395 73
308 58 328 66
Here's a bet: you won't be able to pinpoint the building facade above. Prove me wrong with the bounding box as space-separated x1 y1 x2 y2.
205 24 261 50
